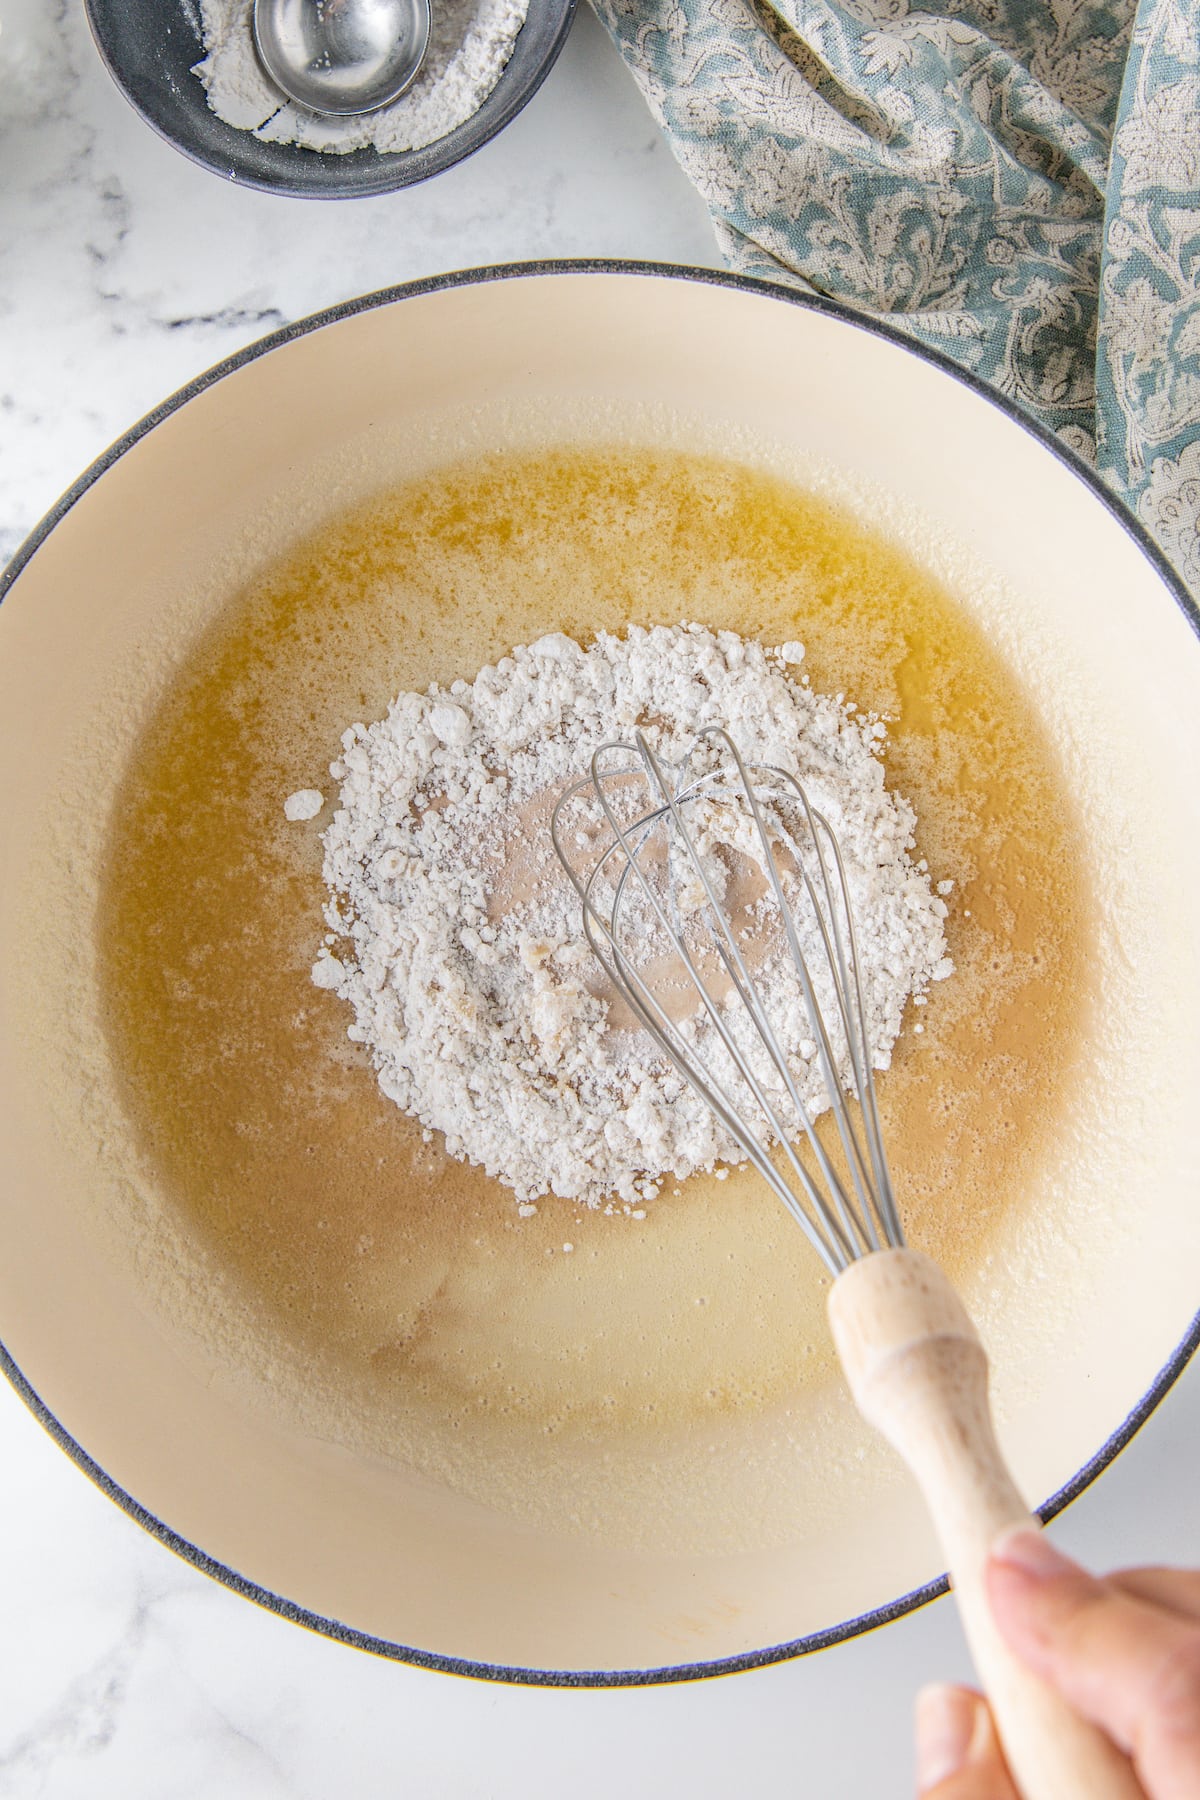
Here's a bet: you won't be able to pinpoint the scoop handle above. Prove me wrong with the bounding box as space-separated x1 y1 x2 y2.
828 1248 1140 1800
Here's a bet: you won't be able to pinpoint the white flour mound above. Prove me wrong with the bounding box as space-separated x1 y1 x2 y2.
193 0 529 156
299 625 952 1209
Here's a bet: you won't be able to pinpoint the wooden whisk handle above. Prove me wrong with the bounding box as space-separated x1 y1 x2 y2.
828 1249 1140 1800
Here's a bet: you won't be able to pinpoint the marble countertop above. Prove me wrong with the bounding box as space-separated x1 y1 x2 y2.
2 4 1198 1795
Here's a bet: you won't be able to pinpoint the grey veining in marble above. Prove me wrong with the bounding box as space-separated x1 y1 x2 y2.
0 0 719 566
2 1362 1198 1800
0 2 1197 1795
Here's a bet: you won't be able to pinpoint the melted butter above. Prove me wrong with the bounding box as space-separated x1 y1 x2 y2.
97 446 1093 1450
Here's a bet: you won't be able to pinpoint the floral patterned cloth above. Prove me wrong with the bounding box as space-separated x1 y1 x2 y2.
589 0 1200 592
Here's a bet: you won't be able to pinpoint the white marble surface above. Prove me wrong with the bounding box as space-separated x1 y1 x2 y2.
1 4 1198 1796
0 0 719 563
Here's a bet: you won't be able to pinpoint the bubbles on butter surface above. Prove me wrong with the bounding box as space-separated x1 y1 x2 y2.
94 443 1097 1553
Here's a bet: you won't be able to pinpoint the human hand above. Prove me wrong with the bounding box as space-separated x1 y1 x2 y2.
914 1529 1200 1799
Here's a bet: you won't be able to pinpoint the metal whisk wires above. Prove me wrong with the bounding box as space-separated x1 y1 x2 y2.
550 728 903 1275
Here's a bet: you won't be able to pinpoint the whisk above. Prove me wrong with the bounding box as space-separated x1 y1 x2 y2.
551 727 1136 1800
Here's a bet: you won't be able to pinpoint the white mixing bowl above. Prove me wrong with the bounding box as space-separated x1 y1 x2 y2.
1 264 1197 1681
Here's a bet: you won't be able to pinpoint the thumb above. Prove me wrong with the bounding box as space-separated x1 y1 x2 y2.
988 1529 1200 1799
916 1685 1018 1797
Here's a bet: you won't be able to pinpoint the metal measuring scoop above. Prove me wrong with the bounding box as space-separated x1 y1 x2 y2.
253 0 432 115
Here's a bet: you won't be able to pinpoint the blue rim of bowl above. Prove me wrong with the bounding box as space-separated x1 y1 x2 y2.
2 260 1198 1687
83 0 579 199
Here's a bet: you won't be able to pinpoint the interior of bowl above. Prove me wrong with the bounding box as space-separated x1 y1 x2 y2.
1 265 1197 1680
84 0 577 198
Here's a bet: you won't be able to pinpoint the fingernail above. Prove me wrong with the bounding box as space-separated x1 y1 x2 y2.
916 1684 981 1791
990 1527 1076 1581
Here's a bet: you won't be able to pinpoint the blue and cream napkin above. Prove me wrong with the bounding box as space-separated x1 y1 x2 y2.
590 0 1200 594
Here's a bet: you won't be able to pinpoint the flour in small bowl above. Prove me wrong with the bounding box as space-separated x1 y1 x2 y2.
194 0 529 155
292 626 952 1208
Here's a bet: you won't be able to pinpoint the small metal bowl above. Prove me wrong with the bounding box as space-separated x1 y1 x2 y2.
84 0 577 199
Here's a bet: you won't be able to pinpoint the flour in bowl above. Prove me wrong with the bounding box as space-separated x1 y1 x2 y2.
295 625 952 1208
194 0 529 155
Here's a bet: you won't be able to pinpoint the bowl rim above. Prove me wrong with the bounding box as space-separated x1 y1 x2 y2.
82 0 580 199
2 258 1198 1686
